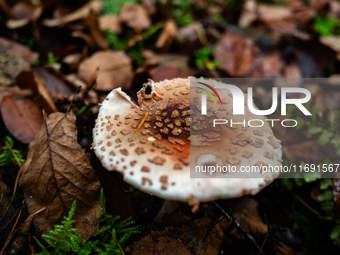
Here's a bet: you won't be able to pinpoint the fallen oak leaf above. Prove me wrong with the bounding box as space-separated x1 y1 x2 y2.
1 96 44 144
20 110 101 240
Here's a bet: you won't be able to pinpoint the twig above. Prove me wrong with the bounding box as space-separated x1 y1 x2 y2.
0 201 24 255
258 214 269 255
0 206 45 255
50 86 81 135
293 193 320 216
4 141 23 197
212 201 265 255
109 230 125 255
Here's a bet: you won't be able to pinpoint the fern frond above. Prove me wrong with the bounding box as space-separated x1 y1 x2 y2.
0 136 25 167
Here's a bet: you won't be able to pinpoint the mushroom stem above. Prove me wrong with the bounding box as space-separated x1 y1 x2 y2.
212 201 265 255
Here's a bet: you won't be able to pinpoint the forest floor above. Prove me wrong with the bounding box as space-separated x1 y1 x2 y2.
1 0 340 254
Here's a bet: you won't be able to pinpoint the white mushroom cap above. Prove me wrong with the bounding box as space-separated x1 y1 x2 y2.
92 78 282 209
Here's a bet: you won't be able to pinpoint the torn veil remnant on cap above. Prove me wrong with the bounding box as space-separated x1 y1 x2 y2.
92 78 282 212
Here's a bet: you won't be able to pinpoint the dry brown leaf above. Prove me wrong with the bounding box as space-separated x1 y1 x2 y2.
238 0 257 28
62 53 82 71
0 86 33 105
99 15 121 33
0 38 38 64
229 197 268 240
78 50 133 91
247 54 284 78
1 96 43 144
0 181 20 244
130 218 223 255
271 237 302 255
131 233 192 255
257 4 292 22
0 48 30 87
16 71 58 114
320 36 340 61
32 67 75 98
42 1 103 27
6 2 43 29
88 10 109 50
142 52 194 82
20 111 101 240
71 31 96 49
214 32 255 77
119 3 151 32
283 140 337 162
155 20 177 50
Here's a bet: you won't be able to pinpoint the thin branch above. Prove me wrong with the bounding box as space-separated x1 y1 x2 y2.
5 141 23 197
212 201 265 255
0 201 24 255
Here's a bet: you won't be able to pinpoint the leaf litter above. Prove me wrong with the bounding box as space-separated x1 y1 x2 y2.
1 0 340 254
20 110 101 240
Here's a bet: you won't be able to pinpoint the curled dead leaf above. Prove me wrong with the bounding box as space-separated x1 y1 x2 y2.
42 1 103 27
238 0 257 28
155 20 177 50
6 2 43 29
1 96 43 144
78 50 133 91
88 10 109 50
99 15 121 33
20 111 101 240
214 32 255 76
16 71 58 114
257 4 292 22
119 3 151 32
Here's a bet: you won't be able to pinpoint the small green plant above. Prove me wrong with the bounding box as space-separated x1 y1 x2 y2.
314 16 340 37
47 52 59 65
172 0 193 26
34 189 141 255
100 0 138 15
0 136 25 167
106 32 130 50
34 200 95 255
92 189 142 254
283 104 340 249
195 47 217 70
288 104 340 155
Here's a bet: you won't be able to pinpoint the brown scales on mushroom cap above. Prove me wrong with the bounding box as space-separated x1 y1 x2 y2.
92 78 282 210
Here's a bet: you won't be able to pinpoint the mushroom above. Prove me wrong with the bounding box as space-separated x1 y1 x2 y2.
92 78 282 212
